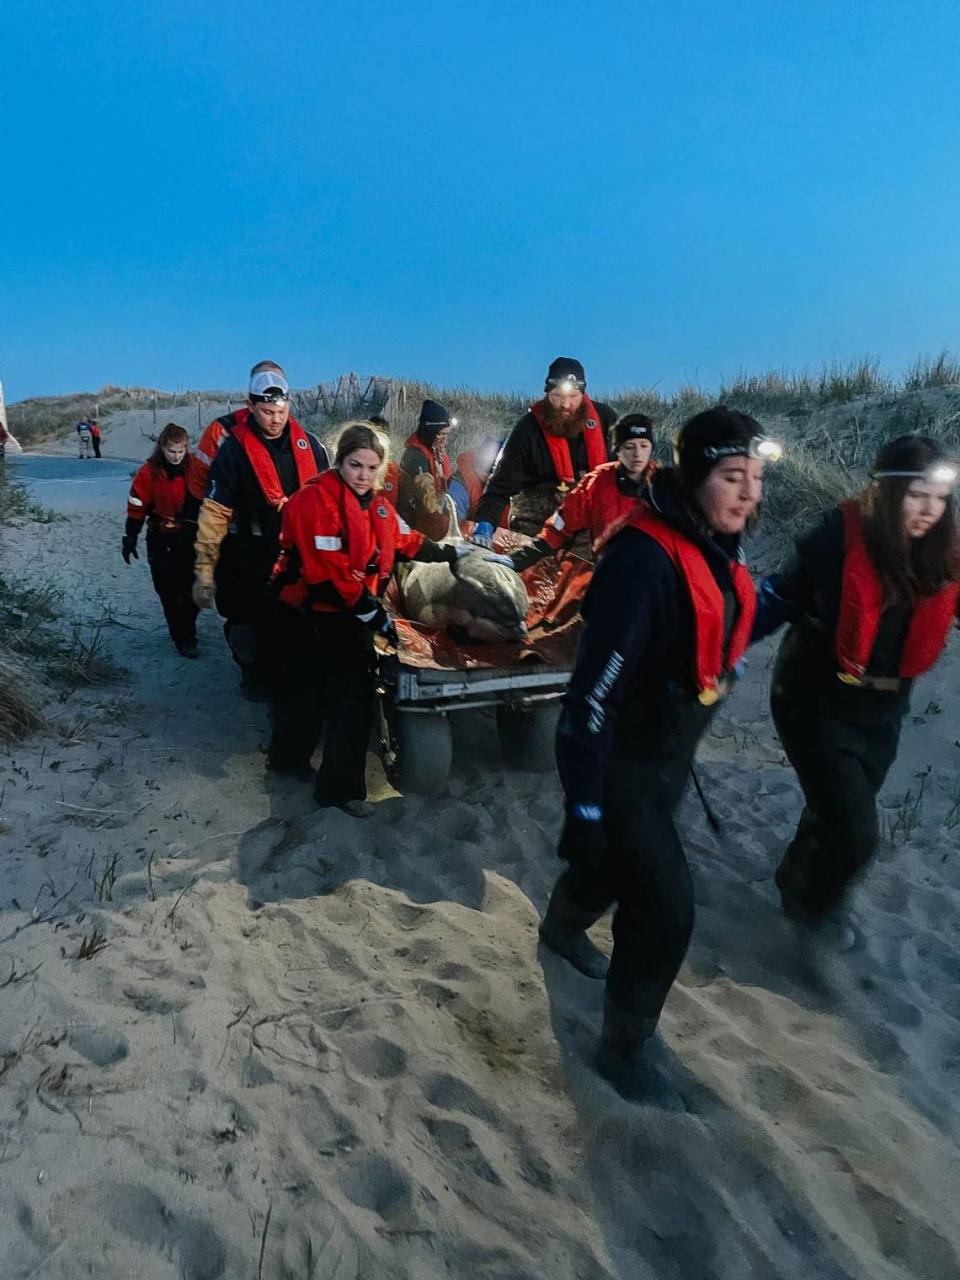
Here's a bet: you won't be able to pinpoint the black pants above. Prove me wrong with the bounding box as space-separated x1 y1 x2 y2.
771 678 903 914
563 699 714 1022
268 607 375 804
214 535 279 684
92 438 102 458
147 532 198 649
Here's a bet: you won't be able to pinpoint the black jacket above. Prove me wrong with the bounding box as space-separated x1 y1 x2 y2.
206 424 330 547
556 470 744 814
474 401 617 528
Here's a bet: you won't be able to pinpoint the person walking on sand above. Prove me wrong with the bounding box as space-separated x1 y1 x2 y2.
508 414 656 570
89 417 102 458
123 423 202 658
76 418 93 460
541 407 780 1102
753 435 960 937
192 368 330 699
187 359 289 501
470 357 616 545
267 423 475 812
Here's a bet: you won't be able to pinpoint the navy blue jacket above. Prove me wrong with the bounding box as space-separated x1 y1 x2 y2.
556 470 744 815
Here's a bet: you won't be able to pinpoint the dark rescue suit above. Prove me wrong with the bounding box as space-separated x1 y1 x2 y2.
126 458 200 650
556 471 755 1023
474 395 616 534
754 500 959 915
203 414 329 678
270 469 461 803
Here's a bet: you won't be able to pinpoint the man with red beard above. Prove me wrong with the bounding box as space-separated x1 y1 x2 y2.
470 357 616 545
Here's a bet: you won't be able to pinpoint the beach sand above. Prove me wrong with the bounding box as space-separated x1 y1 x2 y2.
0 451 958 1278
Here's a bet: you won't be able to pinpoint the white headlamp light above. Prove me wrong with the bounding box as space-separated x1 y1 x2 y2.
872 463 959 486
701 437 783 462
548 376 585 394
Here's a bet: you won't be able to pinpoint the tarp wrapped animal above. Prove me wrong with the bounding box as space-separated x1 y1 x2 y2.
398 499 529 642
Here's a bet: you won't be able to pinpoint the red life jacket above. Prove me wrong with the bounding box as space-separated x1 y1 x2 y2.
529 395 609 487
277 469 414 612
620 507 756 705
404 433 453 494
231 414 318 509
127 461 190 532
835 500 959 680
541 462 648 552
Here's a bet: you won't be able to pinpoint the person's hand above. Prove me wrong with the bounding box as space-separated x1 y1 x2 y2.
192 573 216 610
482 552 516 568
121 537 139 565
470 521 495 549
368 604 399 648
557 809 607 871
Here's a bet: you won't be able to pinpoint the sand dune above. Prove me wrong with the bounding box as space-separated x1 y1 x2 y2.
0 474 958 1278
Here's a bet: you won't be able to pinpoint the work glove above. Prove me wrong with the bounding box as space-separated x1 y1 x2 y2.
557 808 607 872
121 536 139 565
470 521 495 549
192 569 216 611
482 552 517 568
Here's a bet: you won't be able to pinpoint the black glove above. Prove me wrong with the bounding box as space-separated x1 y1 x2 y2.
509 538 551 573
557 812 607 871
367 603 399 648
121 536 139 565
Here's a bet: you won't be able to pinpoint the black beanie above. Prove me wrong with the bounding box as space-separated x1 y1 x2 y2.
417 399 453 447
545 356 586 392
612 413 654 451
675 406 763 490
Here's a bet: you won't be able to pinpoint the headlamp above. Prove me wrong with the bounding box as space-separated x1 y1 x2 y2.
250 390 289 405
701 437 783 463
547 376 586 394
448 417 458 428
872 463 959 486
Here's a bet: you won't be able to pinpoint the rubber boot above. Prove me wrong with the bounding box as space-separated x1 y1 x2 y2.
538 872 609 980
596 994 684 1110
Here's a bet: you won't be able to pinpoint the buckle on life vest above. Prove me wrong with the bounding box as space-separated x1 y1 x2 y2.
837 671 863 686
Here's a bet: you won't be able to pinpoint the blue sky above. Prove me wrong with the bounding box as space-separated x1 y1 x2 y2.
3 0 960 401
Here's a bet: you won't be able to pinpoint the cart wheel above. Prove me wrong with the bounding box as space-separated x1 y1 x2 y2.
386 710 453 796
496 703 561 773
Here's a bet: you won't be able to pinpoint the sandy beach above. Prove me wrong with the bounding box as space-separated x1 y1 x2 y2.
1 445 958 1279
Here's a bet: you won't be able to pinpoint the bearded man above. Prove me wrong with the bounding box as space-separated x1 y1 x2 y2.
470 357 616 544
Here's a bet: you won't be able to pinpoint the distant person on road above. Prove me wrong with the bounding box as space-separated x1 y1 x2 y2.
123 423 201 658
192 367 330 699
89 418 102 458
398 399 457 539
470 357 616 545
76 419 93 460
753 434 960 938
508 414 656 570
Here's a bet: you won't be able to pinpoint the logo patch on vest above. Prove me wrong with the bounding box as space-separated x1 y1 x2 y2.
586 419 597 429
295 438 309 450
384 481 394 491
377 505 388 519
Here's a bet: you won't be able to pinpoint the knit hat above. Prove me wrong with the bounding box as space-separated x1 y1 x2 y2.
545 357 586 392
612 413 654 451
417 399 456 447
674 407 765 490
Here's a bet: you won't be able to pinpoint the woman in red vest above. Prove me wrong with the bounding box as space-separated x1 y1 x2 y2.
755 435 960 933
268 423 470 815
123 422 201 657
545 407 777 1103
509 414 656 568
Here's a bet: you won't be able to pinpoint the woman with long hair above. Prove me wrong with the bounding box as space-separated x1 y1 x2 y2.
755 434 960 928
123 423 201 657
268 422 475 815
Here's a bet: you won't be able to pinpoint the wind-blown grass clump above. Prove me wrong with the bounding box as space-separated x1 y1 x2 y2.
0 652 44 742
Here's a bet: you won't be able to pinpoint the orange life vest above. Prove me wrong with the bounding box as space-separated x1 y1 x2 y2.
231 416 319 510
404 434 453 494
529 395 608 487
620 506 756 705
835 500 959 680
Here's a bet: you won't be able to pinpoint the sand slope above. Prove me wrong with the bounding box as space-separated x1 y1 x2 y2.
0 475 958 1278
